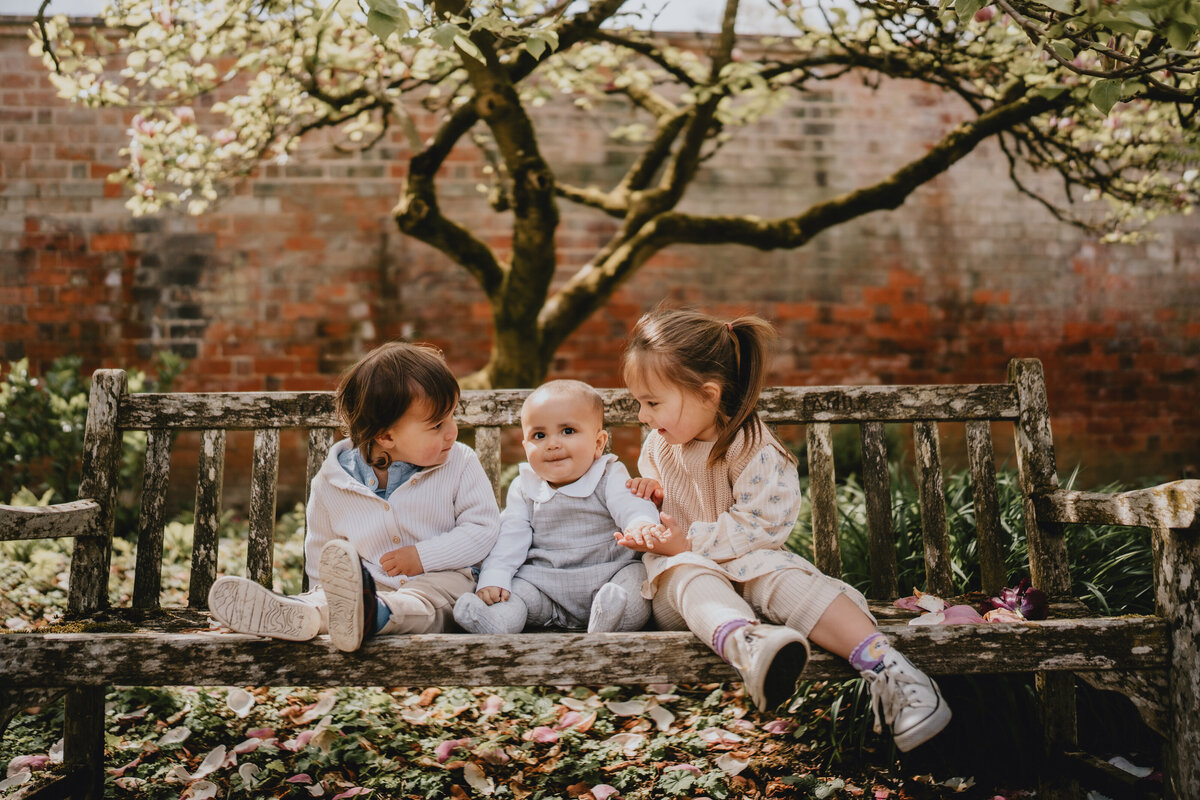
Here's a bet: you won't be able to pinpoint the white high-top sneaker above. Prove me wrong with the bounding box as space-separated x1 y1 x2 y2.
208 576 320 641
861 649 952 751
726 623 810 711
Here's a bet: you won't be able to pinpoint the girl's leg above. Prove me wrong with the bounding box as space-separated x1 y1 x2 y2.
587 562 651 633
656 564 808 711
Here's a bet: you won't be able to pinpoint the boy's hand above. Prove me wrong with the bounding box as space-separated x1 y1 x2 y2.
476 586 510 605
614 514 688 556
626 477 664 508
380 545 423 577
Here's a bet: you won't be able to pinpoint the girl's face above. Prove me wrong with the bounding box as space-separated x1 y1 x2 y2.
374 396 458 468
626 368 721 445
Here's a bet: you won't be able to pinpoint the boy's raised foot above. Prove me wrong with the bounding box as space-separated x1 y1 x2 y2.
207 576 320 641
728 623 810 711
861 649 952 751
320 539 378 652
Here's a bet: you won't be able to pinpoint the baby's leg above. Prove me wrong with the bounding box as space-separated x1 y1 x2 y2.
509 578 561 628
587 562 651 633
453 591 528 634
378 569 476 634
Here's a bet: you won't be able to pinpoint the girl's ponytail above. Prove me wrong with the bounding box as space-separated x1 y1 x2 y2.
716 316 775 462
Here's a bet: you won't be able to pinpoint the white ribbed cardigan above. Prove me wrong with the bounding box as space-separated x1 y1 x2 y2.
304 439 501 592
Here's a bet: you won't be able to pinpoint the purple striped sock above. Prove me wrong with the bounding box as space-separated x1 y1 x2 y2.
712 619 753 662
849 632 891 672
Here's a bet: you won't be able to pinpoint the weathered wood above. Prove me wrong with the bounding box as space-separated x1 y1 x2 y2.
806 423 841 577
18 767 89 800
69 369 126 615
913 422 953 597
0 500 100 542
0 617 1167 688
116 384 1019 430
1009 359 1076 800
1154 524 1200 799
248 428 280 587
190 429 226 609
1038 480 1200 530
1064 751 1162 800
63 686 105 800
860 422 898 600
475 426 503 508
1076 670 1168 738
132 430 171 609
966 420 1006 596
306 428 335 510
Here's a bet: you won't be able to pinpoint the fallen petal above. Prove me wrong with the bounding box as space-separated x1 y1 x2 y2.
604 700 646 716
480 695 504 716
435 737 472 763
528 727 559 743
592 784 620 800
942 605 986 624
307 784 326 797
245 728 275 739
893 596 924 612
763 719 798 735
232 738 262 755
645 683 674 695
698 727 743 744
49 740 63 763
158 726 191 746
8 755 51 776
665 764 702 776
941 777 975 792
555 711 584 730
0 771 31 793
190 780 218 799
238 763 261 785
983 608 1025 623
227 688 255 718
331 788 371 800
648 705 675 732
287 773 314 784
716 754 750 776
191 745 226 780
916 593 947 613
601 733 643 757
463 762 495 796
907 611 946 626
478 748 509 766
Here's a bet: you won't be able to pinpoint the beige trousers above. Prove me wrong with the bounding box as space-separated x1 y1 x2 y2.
652 562 873 654
295 568 475 635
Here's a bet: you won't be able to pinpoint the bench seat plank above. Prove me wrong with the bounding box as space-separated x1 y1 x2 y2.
0 500 100 541
0 617 1166 688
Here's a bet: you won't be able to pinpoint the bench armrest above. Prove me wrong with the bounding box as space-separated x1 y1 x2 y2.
1035 479 1200 530
0 499 102 542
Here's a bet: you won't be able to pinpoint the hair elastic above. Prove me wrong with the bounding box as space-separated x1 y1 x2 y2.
725 321 734 333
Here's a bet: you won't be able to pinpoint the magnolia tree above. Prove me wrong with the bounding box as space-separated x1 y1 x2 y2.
32 0 1200 387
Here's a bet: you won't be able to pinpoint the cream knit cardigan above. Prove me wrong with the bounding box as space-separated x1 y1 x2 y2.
637 423 817 597
304 439 501 593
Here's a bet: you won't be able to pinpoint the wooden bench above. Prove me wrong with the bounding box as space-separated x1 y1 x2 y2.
1 358 1196 800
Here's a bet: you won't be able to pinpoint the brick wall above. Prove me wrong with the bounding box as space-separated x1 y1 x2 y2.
3 19 1198 510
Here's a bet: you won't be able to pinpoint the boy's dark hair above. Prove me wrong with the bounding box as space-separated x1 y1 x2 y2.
335 342 459 468
624 307 793 466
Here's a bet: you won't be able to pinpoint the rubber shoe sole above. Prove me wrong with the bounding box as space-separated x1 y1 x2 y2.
320 540 366 652
762 640 809 710
892 693 952 752
208 576 319 641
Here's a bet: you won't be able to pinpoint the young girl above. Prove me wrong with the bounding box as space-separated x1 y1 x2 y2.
209 342 500 652
615 308 951 752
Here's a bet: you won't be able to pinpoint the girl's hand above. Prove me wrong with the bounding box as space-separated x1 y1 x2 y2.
614 514 688 556
626 477 664 508
476 586 510 605
380 545 424 577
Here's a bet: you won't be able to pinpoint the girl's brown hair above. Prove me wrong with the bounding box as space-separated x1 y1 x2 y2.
335 342 460 468
623 307 794 466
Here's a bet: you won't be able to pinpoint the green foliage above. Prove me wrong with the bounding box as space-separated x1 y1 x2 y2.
0 353 185 536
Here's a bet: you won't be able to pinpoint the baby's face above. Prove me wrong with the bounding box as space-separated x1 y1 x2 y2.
520 392 607 488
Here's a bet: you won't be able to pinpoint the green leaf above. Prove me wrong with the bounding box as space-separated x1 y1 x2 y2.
1049 40 1075 60
367 0 404 17
365 9 400 42
1122 9 1155 27
453 34 484 62
1090 78 1123 114
1036 0 1076 12
1166 21 1197 51
954 0 985 22
1036 84 1069 99
431 22 460 49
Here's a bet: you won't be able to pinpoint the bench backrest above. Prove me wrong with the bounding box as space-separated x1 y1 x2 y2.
63 358 1066 616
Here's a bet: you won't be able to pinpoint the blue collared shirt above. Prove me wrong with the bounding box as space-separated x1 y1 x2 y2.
337 445 421 499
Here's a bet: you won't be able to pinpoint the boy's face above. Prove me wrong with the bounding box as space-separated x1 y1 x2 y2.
521 391 608 488
375 396 458 468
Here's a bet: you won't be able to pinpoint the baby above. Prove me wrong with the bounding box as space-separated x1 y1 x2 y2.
454 380 659 633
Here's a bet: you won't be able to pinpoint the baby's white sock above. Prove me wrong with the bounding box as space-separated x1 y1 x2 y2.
587 583 629 633
453 592 527 634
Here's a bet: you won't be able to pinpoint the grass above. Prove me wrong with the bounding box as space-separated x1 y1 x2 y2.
0 466 1162 799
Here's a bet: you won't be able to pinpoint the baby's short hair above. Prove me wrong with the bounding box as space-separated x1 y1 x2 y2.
524 379 605 425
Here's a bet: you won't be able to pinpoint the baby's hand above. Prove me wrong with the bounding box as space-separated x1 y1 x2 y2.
626 477 664 508
380 545 424 577
614 514 688 557
476 585 510 605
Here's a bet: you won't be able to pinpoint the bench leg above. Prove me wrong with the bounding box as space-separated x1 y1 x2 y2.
1037 672 1080 800
1155 525 1200 800
64 687 106 800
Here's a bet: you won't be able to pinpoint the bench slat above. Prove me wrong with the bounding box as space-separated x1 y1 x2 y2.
133 430 172 609
0 617 1165 688
248 429 280 587
861 422 899 600
806 423 841 577
306 428 335 511
475 426 503 508
1037 481 1200 530
0 500 100 542
914 421 953 596
115 384 1020 430
966 420 1006 596
190 429 225 609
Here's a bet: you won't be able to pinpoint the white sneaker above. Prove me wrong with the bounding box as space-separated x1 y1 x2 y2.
319 539 376 652
207 576 320 641
726 623 810 711
861 649 952 751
